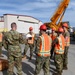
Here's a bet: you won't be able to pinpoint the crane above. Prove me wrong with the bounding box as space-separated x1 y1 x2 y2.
45 0 70 30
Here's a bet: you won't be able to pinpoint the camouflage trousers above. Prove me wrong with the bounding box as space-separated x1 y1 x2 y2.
34 56 50 75
7 55 22 75
54 54 64 73
63 46 69 68
24 44 34 57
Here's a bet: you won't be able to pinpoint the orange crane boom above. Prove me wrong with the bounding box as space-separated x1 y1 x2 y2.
45 0 70 30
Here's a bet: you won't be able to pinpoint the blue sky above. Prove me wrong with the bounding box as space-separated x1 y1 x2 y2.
0 0 75 27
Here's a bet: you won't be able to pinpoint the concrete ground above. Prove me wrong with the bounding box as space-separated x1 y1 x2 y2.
0 40 75 75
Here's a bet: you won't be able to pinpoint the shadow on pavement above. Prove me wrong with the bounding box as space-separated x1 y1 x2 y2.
2 70 7 75
28 58 35 65
22 62 34 75
50 59 56 74
2 70 16 75
50 59 55 66
2 50 8 57
70 40 75 44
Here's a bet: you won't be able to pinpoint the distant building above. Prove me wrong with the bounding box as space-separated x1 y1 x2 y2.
0 14 43 33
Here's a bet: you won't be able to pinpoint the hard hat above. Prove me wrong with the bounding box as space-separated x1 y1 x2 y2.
26 34 32 39
58 27 64 33
29 27 33 31
39 24 47 30
63 23 68 28
52 28 56 31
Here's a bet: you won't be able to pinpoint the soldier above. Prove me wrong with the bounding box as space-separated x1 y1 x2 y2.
0 31 3 57
62 23 70 70
23 27 35 60
50 28 57 59
34 24 52 75
53 28 65 75
6 22 24 75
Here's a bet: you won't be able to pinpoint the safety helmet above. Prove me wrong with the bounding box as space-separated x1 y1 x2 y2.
58 27 64 33
63 23 68 28
39 24 47 30
29 27 33 31
52 28 56 31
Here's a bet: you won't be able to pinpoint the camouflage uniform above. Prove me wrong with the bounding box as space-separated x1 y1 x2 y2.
3 32 9 50
63 31 70 69
54 54 64 75
23 32 36 59
0 42 2 56
53 34 65 75
34 34 52 75
6 30 24 75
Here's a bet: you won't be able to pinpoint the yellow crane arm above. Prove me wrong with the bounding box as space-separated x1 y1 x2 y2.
51 0 70 24
45 0 70 30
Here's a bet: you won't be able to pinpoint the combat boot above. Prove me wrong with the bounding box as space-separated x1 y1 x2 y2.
63 64 68 70
63 66 68 70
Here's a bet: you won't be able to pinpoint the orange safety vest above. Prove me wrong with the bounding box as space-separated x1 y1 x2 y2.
55 35 65 54
65 37 70 46
50 34 56 41
0 33 3 42
37 34 51 57
28 33 35 44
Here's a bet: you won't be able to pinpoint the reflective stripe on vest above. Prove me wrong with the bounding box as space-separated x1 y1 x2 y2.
28 34 35 44
55 35 65 54
0 33 2 42
38 34 51 57
65 37 70 46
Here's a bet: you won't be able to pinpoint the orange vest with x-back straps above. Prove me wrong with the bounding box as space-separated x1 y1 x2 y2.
55 35 65 54
37 34 51 57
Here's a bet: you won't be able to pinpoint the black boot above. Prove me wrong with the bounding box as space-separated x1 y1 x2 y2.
63 66 68 70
